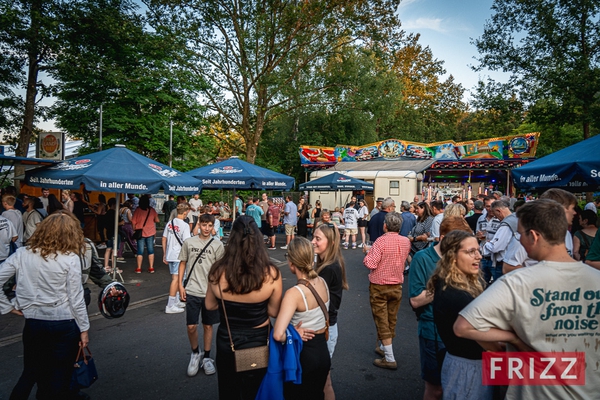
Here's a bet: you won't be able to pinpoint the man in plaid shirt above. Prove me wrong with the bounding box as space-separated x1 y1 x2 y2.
363 211 411 370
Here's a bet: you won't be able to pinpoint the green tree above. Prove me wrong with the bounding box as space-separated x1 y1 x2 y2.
473 0 600 139
49 0 212 170
0 0 65 159
462 79 525 139
144 0 403 163
390 34 467 142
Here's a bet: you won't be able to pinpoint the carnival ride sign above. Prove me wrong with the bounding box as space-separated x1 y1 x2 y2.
299 133 539 166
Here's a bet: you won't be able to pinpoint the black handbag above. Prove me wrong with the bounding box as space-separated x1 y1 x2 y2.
71 346 98 389
133 209 151 240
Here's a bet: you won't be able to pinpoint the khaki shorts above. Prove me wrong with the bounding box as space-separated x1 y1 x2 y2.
345 228 358 235
285 224 296 236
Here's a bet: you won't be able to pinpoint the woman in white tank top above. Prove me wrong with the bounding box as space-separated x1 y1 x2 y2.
273 237 331 400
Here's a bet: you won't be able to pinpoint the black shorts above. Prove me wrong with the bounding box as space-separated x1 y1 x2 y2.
358 218 368 227
186 295 220 326
265 225 275 237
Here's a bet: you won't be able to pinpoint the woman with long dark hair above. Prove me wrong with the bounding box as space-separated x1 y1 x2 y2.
205 215 282 400
70 192 86 227
132 194 159 273
46 194 64 215
297 198 309 237
93 194 107 249
0 211 89 399
427 230 494 400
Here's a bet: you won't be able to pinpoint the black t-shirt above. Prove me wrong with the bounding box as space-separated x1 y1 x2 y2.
465 213 481 234
432 281 484 360
104 209 122 240
73 200 85 224
318 260 343 326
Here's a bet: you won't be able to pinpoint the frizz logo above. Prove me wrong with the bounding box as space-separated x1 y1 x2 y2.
482 352 585 386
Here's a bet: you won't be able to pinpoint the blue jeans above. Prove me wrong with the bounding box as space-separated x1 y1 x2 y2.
480 258 493 285
136 236 155 256
11 319 80 400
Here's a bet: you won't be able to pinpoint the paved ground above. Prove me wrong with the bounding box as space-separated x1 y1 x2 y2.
0 232 425 400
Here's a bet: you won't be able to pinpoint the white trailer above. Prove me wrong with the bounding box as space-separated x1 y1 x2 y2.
305 160 433 212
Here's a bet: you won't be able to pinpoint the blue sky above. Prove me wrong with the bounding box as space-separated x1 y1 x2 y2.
396 0 507 101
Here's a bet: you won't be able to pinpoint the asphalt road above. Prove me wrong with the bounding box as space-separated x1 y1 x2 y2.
0 234 424 400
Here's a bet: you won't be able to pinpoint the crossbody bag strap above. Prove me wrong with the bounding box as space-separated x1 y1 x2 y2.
140 209 151 229
218 282 236 352
297 278 329 325
182 238 214 288
171 219 183 246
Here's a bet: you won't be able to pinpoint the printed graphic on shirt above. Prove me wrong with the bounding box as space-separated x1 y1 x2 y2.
530 287 600 333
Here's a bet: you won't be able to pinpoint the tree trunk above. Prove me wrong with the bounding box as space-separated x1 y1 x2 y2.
14 0 42 187
244 85 268 164
14 47 40 187
17 56 38 158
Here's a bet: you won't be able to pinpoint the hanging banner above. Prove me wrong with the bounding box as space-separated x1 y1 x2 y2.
300 133 539 166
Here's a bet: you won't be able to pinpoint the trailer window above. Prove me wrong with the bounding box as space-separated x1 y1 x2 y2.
389 181 399 196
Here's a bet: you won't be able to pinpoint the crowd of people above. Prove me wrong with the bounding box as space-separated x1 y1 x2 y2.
2 184 600 399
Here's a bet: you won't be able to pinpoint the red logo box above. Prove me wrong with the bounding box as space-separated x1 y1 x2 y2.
482 352 585 386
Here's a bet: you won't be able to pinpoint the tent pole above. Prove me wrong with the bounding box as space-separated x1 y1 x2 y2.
111 193 124 282
232 188 237 220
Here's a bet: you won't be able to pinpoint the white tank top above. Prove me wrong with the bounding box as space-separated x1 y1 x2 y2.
290 277 330 331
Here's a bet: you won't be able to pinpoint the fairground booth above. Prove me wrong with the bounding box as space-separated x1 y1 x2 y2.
299 133 539 210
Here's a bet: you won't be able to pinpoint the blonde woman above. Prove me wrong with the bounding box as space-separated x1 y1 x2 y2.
62 190 74 212
443 203 466 219
311 224 348 399
0 211 89 399
427 230 495 400
274 237 330 399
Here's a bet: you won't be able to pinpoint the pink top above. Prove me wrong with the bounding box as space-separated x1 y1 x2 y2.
132 207 158 237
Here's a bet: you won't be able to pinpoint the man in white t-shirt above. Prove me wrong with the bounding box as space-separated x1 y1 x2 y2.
342 201 360 249
455 199 600 400
163 203 192 314
503 189 578 273
188 193 203 227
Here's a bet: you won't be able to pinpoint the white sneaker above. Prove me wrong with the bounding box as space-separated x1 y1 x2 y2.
165 305 184 314
187 352 202 376
358 243 364 248
174 300 186 308
280 245 288 250
202 358 216 375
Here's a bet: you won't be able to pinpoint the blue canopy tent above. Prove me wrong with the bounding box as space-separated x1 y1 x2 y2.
25 145 202 280
187 156 295 219
299 172 374 191
299 172 374 209
512 135 600 192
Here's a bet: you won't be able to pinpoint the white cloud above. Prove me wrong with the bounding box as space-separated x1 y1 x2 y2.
397 0 422 10
402 17 447 33
401 17 470 34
